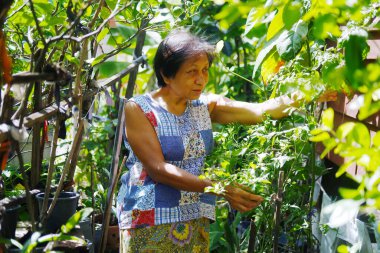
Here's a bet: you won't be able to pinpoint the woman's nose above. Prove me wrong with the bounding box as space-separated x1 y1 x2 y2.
195 73 206 85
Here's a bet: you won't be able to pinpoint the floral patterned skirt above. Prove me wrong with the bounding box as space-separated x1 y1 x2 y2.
119 218 210 253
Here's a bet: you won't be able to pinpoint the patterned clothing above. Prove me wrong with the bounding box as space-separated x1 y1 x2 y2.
116 93 215 230
119 218 210 253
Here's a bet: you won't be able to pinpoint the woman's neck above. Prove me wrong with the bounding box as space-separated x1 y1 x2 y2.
151 88 188 115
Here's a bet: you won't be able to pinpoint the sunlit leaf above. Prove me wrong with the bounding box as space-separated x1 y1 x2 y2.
339 187 361 199
312 14 341 40
252 37 278 79
336 159 355 177
61 208 93 234
310 128 324 136
321 108 334 130
309 132 330 142
352 123 370 148
344 34 369 89
97 28 109 43
320 138 337 158
373 131 380 147
336 122 355 139
215 40 224 53
261 50 281 83
276 30 302 61
267 7 284 41
283 1 302 29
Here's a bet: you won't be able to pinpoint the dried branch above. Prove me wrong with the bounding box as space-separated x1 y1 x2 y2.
92 41 132 67
50 3 130 44
88 0 105 29
46 1 94 45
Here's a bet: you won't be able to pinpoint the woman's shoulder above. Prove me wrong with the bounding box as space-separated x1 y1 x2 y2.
125 93 154 115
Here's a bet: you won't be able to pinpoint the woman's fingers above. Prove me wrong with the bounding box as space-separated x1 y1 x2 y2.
224 185 264 212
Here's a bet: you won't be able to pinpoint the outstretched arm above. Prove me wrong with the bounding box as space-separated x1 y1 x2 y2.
208 93 300 125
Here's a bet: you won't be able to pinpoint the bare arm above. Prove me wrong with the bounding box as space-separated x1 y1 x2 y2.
125 101 263 212
125 101 210 192
208 93 299 125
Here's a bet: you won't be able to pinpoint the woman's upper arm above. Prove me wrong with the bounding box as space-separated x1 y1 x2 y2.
207 94 263 124
124 101 165 178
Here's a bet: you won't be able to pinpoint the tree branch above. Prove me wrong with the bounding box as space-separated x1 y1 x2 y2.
28 0 47 46
50 3 130 44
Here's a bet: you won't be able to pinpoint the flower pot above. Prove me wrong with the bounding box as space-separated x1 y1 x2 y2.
1 205 21 239
6 245 45 253
35 191 79 233
106 225 119 251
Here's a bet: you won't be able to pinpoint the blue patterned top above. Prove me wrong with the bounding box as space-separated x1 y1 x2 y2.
116 93 216 229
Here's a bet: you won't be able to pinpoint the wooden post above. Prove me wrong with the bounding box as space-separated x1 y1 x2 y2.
248 217 257 253
273 171 284 253
98 98 125 253
125 19 148 99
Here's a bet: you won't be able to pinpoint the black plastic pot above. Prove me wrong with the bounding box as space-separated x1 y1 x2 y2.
6 245 45 253
35 191 79 233
1 205 21 239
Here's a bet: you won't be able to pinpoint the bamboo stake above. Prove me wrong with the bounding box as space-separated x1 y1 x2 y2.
273 171 284 253
98 97 126 253
99 156 126 253
125 19 148 99
248 217 257 253
39 116 61 226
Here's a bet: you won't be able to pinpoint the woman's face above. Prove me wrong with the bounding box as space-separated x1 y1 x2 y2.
163 53 209 101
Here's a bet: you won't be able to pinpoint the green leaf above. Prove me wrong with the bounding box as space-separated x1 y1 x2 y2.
336 122 355 139
344 35 369 89
89 54 107 66
321 108 334 130
336 159 355 177
252 38 278 79
339 187 361 199
261 50 281 83
352 123 370 148
373 131 380 147
320 138 337 158
312 14 341 40
283 1 302 29
276 30 302 61
267 7 285 41
310 128 324 136
61 208 93 234
97 28 109 43
309 132 330 142
65 54 80 66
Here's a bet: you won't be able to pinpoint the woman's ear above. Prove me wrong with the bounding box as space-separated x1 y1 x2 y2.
161 70 171 86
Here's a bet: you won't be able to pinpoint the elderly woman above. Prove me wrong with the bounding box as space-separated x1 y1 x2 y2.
116 30 327 252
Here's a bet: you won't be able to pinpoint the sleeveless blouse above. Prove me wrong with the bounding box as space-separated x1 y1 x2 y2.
116 93 216 229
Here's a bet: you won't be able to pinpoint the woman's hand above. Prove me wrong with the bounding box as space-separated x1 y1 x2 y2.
223 184 264 212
